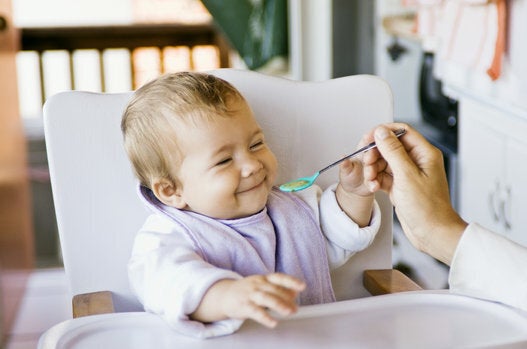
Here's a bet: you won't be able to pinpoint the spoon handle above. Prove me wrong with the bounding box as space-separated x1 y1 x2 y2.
318 128 406 174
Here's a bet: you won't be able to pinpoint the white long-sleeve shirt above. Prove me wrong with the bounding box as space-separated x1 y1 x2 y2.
128 184 380 338
449 223 527 312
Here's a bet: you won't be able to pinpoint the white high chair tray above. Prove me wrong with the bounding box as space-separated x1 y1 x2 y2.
39 291 527 349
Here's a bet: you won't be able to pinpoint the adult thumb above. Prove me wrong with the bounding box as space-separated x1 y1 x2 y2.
374 126 416 175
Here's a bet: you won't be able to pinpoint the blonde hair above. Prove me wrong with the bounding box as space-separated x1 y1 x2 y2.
121 72 244 187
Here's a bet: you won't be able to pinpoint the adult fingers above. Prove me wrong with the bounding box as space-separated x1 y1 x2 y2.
373 124 420 178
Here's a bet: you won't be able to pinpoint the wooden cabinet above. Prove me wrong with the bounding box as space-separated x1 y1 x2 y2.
0 0 33 344
459 98 527 246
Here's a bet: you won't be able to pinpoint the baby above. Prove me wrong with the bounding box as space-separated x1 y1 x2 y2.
121 72 381 338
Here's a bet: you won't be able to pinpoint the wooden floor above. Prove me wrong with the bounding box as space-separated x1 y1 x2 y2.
4 268 70 349
1 270 30 346
0 179 34 346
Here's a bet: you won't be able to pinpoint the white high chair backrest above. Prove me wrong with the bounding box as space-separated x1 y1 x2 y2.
44 69 394 312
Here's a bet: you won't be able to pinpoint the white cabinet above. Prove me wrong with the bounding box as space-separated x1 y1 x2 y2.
459 98 527 246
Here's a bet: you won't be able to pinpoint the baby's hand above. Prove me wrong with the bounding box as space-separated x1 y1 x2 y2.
338 157 372 197
335 138 376 227
222 273 306 328
338 135 376 197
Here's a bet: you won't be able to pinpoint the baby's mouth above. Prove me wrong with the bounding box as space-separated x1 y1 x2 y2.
237 176 266 194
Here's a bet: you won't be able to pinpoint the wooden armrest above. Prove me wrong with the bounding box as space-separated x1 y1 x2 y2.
72 291 115 318
363 269 423 296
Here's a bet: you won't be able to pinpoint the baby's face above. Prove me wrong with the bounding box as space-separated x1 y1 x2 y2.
172 98 278 219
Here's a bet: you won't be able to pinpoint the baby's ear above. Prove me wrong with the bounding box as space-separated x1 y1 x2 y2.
152 178 187 209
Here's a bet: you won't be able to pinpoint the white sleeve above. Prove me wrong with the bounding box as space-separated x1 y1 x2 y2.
449 223 527 312
295 184 381 270
128 214 243 338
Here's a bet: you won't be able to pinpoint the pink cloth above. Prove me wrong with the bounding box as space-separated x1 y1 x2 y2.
486 0 506 80
411 0 507 80
438 0 507 80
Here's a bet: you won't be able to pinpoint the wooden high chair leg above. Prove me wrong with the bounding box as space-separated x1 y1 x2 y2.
363 269 423 296
72 291 115 318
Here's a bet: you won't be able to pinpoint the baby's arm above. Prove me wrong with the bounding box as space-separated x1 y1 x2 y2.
191 273 305 328
293 185 380 269
336 158 374 227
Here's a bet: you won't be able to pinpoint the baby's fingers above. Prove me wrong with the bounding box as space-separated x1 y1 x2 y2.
249 287 298 319
339 158 362 175
362 147 382 166
266 273 306 292
363 157 388 181
246 302 279 328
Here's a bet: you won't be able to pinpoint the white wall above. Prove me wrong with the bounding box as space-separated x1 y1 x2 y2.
288 0 332 81
13 0 132 26
374 0 421 123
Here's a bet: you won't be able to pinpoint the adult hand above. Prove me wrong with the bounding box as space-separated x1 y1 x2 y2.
362 123 467 265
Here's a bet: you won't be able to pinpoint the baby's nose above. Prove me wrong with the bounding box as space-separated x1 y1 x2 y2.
240 156 263 177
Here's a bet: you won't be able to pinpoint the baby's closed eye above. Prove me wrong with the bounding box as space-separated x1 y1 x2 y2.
215 158 232 166
250 141 264 150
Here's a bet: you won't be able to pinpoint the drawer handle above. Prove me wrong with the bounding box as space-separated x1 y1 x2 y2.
488 183 501 223
500 186 512 230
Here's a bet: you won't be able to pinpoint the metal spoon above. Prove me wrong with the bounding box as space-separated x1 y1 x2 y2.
279 128 406 192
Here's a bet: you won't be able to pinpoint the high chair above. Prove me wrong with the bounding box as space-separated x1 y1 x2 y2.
43 69 421 318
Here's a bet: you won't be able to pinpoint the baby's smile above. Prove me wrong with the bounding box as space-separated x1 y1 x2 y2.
237 173 267 194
